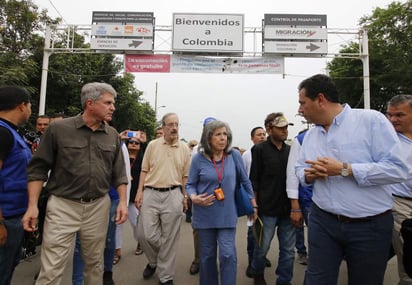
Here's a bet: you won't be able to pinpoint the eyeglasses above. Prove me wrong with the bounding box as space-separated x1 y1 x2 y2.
129 141 140 145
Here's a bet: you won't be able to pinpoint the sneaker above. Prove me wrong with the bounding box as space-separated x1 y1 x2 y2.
143 264 156 279
159 280 174 285
297 253 308 265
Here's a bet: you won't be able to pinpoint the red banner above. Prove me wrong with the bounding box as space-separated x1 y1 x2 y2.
125 54 171 73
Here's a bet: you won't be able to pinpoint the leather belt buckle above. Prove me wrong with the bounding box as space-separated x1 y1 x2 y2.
79 197 96 203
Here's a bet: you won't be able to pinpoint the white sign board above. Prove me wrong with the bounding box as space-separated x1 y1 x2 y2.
90 38 152 51
264 41 327 55
172 13 244 53
92 24 153 37
264 27 327 40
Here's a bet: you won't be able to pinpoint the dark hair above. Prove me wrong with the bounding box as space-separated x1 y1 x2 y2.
250 126 264 138
37 115 50 120
387 94 412 108
0 86 31 111
199 120 233 157
298 74 340 103
264 112 283 128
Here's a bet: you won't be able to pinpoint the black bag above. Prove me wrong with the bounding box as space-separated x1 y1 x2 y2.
401 218 412 278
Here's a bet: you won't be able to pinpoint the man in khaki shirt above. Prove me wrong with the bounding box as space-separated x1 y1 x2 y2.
135 112 191 285
22 82 128 285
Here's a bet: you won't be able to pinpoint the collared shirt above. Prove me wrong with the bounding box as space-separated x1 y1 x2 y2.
296 104 409 217
250 138 290 217
286 137 300 199
387 133 412 198
242 147 252 176
141 137 191 187
27 114 127 199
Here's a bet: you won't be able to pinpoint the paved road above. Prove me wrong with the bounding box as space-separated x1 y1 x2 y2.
13 216 399 284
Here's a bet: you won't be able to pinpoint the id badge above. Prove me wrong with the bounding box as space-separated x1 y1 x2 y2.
214 187 225 201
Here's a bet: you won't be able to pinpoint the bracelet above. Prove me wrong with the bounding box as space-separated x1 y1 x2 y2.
253 206 258 209
291 209 302 213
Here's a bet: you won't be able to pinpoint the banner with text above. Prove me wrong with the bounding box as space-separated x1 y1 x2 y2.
125 55 284 74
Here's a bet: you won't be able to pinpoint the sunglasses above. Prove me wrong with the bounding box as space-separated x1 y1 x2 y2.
129 141 140 145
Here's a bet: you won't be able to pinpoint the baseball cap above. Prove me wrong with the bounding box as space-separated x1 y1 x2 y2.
269 116 294 128
203 117 216 126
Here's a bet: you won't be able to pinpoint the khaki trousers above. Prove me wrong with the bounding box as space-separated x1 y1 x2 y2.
35 195 110 285
392 196 412 285
137 188 184 283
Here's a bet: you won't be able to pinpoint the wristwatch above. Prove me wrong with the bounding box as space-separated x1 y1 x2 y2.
341 162 350 177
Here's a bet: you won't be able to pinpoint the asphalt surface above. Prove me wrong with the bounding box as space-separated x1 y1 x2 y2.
13 215 399 285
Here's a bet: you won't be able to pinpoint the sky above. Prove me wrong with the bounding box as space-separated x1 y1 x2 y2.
33 0 399 148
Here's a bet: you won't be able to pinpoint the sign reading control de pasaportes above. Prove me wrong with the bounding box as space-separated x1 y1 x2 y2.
172 13 244 53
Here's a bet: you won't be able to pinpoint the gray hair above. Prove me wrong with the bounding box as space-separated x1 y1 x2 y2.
161 112 178 126
80 82 117 109
199 120 233 157
387 94 412 108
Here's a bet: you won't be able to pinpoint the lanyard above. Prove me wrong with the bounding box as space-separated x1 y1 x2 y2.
212 154 225 186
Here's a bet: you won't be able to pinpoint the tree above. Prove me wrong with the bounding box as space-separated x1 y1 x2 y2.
0 0 156 136
327 0 412 111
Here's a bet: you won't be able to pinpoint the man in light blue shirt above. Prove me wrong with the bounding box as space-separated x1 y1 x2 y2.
295 74 409 285
386 94 412 285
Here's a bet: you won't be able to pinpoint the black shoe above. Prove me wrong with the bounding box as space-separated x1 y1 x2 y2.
246 265 255 278
189 262 199 275
265 257 271 267
159 280 174 285
103 271 115 285
143 264 156 279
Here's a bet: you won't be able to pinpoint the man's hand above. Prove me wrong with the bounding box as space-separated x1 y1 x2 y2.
135 190 143 209
22 206 39 232
115 202 128 225
290 211 304 228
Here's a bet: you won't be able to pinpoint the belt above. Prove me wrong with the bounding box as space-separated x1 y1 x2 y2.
69 197 101 204
393 194 412 201
145 185 181 192
316 204 392 223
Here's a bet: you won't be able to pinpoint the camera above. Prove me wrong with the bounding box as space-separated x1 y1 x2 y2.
24 130 39 144
127 131 137 138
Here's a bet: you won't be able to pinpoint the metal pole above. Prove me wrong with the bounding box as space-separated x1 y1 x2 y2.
360 29 370 109
39 26 52 115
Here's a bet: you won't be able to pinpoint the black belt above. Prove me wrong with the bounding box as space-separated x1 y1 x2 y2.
393 194 412 201
145 185 181 192
315 204 392 223
68 197 101 204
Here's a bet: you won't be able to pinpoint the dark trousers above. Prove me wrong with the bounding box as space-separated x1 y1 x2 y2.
304 203 393 285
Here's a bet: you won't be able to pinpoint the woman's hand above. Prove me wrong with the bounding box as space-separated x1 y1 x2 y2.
190 193 215 207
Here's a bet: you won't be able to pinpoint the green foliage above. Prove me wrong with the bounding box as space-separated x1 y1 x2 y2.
327 0 412 111
0 0 156 134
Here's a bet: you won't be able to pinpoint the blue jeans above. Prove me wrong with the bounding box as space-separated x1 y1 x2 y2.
295 206 311 255
247 225 256 265
72 199 118 285
251 215 295 285
0 216 24 285
304 204 393 285
198 228 237 285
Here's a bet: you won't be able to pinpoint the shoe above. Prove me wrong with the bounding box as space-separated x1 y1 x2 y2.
297 253 308 265
135 243 143 255
245 265 255 278
265 257 271 267
159 280 174 285
186 217 192 223
189 262 199 275
143 264 156 279
254 274 267 285
103 271 115 285
113 254 121 265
